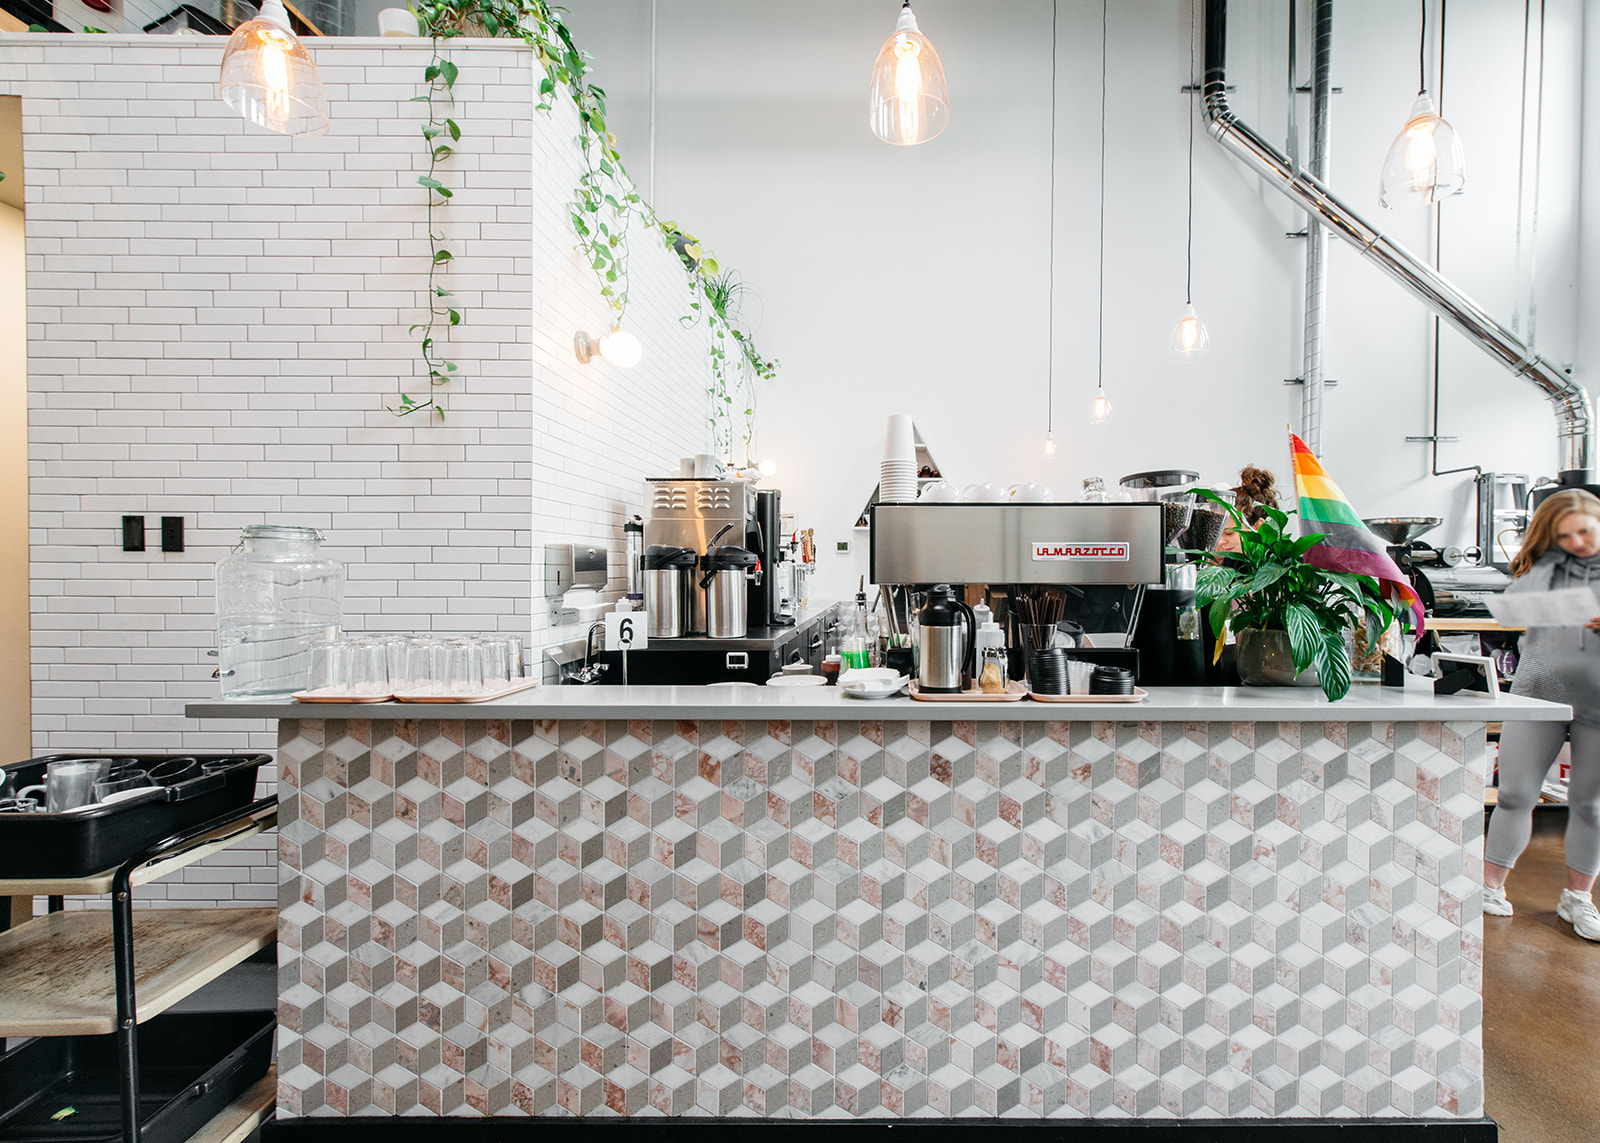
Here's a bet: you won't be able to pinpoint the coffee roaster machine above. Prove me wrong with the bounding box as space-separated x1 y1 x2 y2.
871 502 1208 687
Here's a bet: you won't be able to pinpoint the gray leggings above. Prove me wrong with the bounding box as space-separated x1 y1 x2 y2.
1485 719 1600 878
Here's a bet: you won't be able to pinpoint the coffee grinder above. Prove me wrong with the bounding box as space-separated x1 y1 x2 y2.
1128 498 1217 687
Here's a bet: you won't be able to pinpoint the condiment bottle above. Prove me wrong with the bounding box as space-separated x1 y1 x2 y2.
975 607 1008 694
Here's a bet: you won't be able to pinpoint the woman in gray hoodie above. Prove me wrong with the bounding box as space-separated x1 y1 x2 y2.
1483 488 1600 941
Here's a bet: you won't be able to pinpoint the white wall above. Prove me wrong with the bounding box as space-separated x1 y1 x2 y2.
0 34 710 902
0 200 28 763
564 0 1585 599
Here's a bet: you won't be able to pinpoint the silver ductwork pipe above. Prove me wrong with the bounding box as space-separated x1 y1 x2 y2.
1300 0 1333 455
1203 1 1594 484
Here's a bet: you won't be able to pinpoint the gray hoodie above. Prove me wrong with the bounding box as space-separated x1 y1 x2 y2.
1505 548 1600 724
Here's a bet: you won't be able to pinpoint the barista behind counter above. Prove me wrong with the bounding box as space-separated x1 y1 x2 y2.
591 602 841 685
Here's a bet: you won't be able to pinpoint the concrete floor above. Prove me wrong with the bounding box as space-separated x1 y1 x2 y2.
1483 810 1600 1143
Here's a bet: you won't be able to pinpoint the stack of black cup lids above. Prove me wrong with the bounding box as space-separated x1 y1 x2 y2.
1089 665 1136 696
1029 649 1070 695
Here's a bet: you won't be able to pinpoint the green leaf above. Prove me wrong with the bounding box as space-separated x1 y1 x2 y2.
446 118 461 142
425 64 441 82
439 60 459 88
433 144 453 161
1283 602 1322 675
1317 631 1353 702
423 124 441 140
1249 563 1289 594
448 309 462 325
433 249 454 263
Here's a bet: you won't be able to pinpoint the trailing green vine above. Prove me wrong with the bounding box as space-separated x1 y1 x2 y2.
406 0 778 451
392 44 462 420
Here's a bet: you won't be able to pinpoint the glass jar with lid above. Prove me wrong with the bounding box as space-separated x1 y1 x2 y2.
215 525 344 699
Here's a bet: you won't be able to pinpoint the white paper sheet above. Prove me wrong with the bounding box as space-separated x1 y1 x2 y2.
1485 587 1600 627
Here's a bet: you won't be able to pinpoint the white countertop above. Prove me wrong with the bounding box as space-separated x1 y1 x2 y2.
186 684 1570 723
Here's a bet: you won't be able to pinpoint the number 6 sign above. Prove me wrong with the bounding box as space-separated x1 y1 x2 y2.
605 611 648 651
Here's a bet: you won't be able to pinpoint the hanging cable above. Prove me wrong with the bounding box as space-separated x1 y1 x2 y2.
1185 1 1196 306
649 0 658 203
1047 0 1057 439
1095 0 1107 400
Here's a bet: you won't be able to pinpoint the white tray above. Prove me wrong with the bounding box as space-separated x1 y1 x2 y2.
293 690 394 704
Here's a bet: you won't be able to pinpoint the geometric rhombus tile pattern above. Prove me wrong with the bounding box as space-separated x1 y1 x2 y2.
274 715 1488 1120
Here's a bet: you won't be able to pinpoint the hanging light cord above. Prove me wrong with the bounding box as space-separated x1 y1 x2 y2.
1047 0 1057 435
1418 0 1427 95
1185 0 1196 306
1096 0 1107 395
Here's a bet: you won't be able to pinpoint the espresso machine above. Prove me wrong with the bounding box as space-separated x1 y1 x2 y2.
870 501 1165 683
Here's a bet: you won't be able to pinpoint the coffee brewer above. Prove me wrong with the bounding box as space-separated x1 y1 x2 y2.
643 477 787 634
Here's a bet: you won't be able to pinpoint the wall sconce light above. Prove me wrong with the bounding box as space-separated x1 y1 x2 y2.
219 0 329 137
574 328 643 368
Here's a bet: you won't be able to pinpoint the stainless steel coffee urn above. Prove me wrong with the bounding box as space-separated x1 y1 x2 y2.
643 546 696 638
700 546 760 638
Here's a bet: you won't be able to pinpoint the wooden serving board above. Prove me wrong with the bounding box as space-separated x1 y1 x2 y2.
293 690 394 703
394 678 540 703
909 681 1028 702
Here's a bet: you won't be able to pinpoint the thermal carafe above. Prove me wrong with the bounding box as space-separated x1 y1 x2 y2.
915 584 976 693
701 546 760 638
643 545 697 638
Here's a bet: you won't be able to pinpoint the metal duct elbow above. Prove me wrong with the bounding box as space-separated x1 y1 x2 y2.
1200 0 1594 485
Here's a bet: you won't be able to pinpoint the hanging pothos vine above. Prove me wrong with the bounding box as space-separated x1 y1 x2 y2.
401 0 778 450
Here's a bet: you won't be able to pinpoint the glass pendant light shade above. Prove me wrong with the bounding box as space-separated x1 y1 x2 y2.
1042 433 1058 459
1169 303 1210 362
868 3 949 146
220 0 329 137
1090 390 1112 424
1379 93 1464 209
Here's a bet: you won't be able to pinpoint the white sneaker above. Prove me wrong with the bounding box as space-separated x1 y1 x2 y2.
1483 884 1514 916
1557 889 1600 941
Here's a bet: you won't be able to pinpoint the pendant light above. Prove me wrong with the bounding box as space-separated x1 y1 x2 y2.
1379 0 1464 209
219 0 329 138
868 2 949 146
1042 0 1058 460
1090 0 1111 424
1169 1 1210 363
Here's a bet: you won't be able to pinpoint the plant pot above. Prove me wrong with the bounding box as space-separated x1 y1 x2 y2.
1236 628 1319 687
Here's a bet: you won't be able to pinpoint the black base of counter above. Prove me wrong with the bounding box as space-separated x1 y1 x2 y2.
265 1115 1497 1141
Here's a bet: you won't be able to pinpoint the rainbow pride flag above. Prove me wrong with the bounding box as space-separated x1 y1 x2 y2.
1290 432 1425 635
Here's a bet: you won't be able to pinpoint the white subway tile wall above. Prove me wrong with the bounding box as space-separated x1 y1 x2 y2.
0 37 712 905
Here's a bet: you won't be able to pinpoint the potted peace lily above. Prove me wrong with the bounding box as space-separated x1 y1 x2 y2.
1193 492 1407 703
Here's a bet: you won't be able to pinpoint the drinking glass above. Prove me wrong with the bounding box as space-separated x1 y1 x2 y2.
19 758 112 812
406 638 445 696
383 636 410 691
349 638 390 697
445 639 483 696
505 636 525 680
94 774 153 802
307 638 351 693
480 638 512 690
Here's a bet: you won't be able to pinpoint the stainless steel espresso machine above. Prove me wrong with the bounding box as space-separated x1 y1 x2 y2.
870 502 1167 684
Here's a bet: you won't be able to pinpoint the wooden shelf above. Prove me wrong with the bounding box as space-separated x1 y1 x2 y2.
0 907 276 1036
1429 617 1524 633
188 1064 276 1143
0 804 277 897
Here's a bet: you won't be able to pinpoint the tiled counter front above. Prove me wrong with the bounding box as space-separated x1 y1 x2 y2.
274 715 1488 1120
